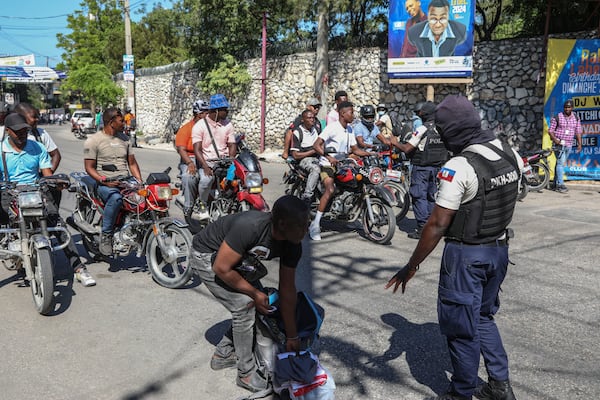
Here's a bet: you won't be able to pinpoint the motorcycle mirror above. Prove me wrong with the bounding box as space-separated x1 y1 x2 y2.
102 164 118 172
325 146 337 154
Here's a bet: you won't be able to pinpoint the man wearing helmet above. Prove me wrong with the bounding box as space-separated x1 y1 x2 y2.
192 94 237 219
175 100 210 215
355 105 390 150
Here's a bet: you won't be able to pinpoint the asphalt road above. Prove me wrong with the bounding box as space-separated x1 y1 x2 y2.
0 124 599 400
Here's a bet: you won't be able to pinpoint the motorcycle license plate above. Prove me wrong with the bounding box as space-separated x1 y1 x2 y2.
386 170 403 180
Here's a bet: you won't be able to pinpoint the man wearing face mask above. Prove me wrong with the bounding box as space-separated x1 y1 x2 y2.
386 95 522 400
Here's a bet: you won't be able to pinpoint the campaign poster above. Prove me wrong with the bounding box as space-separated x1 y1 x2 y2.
387 0 475 78
544 39 600 181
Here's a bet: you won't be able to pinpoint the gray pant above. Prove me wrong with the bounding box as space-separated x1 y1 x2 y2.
299 157 321 199
197 167 215 204
191 249 258 377
178 161 199 209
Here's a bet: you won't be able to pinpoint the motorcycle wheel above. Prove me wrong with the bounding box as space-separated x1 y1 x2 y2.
527 162 550 191
362 198 396 245
384 181 410 222
30 247 54 315
518 175 529 201
146 224 194 289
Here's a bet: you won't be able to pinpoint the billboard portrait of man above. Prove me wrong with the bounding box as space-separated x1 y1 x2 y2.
400 0 428 58
407 0 467 57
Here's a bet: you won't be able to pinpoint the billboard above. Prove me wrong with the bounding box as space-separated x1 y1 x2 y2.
544 39 600 181
0 54 36 67
387 0 475 78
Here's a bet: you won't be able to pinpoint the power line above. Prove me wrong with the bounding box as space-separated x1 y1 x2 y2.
0 14 69 20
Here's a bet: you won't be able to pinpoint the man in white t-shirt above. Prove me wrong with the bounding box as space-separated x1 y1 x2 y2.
386 95 522 400
289 109 320 204
192 94 237 219
310 101 375 240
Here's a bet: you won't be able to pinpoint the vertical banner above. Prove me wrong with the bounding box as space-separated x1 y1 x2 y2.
387 0 475 78
544 39 600 181
123 54 135 82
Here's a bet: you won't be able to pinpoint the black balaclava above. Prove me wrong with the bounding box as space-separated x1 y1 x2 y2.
434 95 495 154
420 101 436 123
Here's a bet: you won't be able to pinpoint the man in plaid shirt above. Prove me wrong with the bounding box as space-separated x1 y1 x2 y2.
548 99 582 193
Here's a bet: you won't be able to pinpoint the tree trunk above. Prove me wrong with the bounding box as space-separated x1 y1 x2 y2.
315 1 329 119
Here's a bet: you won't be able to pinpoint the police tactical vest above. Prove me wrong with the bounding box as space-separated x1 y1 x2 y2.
445 142 519 244
411 122 448 167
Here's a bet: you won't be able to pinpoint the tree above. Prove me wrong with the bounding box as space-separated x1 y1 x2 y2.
62 64 124 108
197 54 252 100
132 5 189 69
511 0 599 36
475 0 505 41
57 0 125 75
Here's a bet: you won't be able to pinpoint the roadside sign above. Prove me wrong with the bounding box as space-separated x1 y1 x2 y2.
123 54 134 81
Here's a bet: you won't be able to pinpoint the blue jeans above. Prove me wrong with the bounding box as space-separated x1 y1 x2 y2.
554 145 571 186
409 165 440 227
438 241 510 398
97 185 123 233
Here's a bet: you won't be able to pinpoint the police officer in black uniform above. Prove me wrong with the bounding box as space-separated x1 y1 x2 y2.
386 95 521 400
394 101 448 239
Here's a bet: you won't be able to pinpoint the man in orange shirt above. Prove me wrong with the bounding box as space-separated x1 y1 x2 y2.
175 100 209 215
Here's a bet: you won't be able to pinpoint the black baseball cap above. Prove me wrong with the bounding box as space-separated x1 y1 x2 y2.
4 113 31 131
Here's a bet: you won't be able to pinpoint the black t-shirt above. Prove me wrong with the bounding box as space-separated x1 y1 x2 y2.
290 114 322 134
192 211 302 268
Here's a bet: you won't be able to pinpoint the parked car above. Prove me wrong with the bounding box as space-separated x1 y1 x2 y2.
70 109 95 133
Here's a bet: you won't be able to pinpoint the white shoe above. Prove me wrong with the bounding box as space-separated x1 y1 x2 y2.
309 224 321 241
75 267 96 287
192 209 211 221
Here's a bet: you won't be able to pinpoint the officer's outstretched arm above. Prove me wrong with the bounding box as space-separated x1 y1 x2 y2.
386 205 456 294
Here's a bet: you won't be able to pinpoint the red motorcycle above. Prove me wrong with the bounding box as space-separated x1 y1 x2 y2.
67 167 194 289
177 134 269 234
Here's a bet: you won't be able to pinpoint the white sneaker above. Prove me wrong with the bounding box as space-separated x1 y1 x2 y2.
75 267 96 287
309 224 321 241
192 209 211 221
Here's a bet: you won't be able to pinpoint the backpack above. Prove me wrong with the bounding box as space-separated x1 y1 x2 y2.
240 291 332 400
553 112 579 129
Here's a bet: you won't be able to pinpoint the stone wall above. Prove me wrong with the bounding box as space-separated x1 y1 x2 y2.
121 31 595 153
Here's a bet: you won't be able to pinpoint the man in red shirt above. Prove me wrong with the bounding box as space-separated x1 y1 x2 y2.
175 100 209 215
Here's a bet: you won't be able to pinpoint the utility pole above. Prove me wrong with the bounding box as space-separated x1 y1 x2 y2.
260 11 267 153
123 0 135 114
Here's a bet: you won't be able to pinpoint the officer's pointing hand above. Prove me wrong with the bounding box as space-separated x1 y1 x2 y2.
385 264 418 294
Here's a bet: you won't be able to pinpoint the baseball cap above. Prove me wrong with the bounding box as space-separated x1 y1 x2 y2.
564 99 574 108
377 103 387 110
4 113 31 131
307 97 322 107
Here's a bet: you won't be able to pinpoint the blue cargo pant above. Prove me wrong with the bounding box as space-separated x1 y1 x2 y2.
438 241 511 398
409 165 440 227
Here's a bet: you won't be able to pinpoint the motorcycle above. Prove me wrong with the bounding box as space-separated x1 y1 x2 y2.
67 167 194 289
521 149 551 192
367 146 411 222
72 117 87 140
175 133 269 234
0 175 72 315
285 156 397 244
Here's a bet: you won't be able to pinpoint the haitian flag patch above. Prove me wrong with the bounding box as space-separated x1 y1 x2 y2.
438 167 456 182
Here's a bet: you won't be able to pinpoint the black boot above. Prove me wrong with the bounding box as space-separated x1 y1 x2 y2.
475 378 517 400
408 225 423 239
100 233 113 256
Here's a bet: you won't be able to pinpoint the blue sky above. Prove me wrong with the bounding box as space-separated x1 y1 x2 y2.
0 1 173 68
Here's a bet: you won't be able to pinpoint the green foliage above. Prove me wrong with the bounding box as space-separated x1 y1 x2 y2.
132 5 189 68
510 0 598 36
25 85 45 110
62 64 124 107
198 55 252 100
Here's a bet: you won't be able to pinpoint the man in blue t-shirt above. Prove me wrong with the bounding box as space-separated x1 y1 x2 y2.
191 195 309 393
1 113 95 286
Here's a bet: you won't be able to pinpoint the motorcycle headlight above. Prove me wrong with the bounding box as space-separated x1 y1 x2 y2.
18 191 43 209
245 172 263 193
368 167 384 184
156 186 173 200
